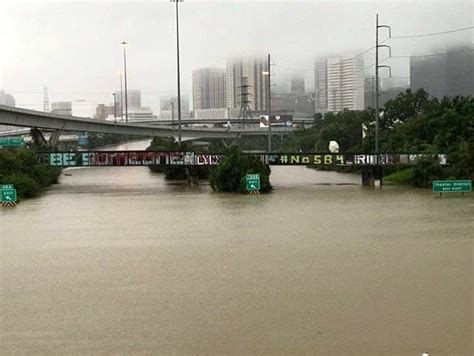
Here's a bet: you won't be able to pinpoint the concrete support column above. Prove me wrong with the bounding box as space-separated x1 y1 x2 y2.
49 130 62 148
362 166 383 186
185 166 199 186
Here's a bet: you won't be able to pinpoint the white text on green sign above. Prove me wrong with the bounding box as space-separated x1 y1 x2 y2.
0 137 24 147
246 174 261 191
432 180 471 193
1 189 17 202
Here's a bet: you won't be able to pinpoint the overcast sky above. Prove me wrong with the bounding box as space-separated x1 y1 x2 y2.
1 0 472 116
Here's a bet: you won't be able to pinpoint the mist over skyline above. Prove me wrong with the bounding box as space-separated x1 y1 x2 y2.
1 0 472 116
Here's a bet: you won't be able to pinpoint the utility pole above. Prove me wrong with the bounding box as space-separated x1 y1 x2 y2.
112 93 117 124
374 14 391 186
171 0 183 146
171 101 175 126
267 53 272 153
375 14 391 157
121 41 129 123
119 72 124 122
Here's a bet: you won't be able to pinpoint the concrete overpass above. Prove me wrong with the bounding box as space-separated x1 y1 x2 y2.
138 117 315 126
0 105 293 139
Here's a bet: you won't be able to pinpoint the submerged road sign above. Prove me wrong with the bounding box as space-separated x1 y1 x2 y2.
1 184 17 206
246 174 260 191
433 180 471 193
0 137 24 148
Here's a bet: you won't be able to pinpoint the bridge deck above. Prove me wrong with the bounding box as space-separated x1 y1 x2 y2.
0 105 292 139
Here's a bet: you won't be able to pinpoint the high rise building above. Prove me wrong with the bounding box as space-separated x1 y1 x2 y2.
314 58 328 113
192 68 226 111
315 56 365 112
226 57 268 112
364 77 408 109
114 89 142 109
95 104 116 120
290 76 305 94
160 96 190 120
410 45 474 98
0 90 15 107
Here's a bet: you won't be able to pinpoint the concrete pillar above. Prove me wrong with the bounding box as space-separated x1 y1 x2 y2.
49 130 62 148
185 166 199 186
362 166 383 186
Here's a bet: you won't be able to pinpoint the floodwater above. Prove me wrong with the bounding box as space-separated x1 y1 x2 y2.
1 141 473 355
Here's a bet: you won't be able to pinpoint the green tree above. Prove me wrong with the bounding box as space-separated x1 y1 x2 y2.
210 147 272 193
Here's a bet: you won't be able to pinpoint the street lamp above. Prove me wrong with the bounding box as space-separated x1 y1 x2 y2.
263 53 272 153
170 0 183 146
121 41 129 123
112 93 117 124
119 70 124 122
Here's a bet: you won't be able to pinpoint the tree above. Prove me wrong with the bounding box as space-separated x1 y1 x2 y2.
210 147 272 193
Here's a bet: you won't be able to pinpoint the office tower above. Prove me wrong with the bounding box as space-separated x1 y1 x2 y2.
291 76 305 94
226 57 268 112
192 68 226 111
114 89 142 109
0 90 15 107
315 56 365 112
314 58 328 113
410 45 474 98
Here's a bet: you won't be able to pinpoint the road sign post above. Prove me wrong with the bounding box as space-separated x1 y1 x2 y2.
433 180 471 197
0 137 24 148
1 184 18 207
246 174 260 193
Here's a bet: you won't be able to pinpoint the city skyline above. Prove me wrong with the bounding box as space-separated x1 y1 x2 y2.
1 1 472 116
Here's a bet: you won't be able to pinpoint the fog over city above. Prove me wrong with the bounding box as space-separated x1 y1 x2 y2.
1 0 472 116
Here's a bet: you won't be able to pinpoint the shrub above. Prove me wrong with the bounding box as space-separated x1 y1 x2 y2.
210 148 272 193
412 156 444 188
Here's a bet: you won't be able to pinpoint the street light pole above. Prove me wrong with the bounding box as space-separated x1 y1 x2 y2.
121 41 129 123
267 54 272 153
171 0 183 146
263 54 272 152
112 93 117 124
119 71 124 122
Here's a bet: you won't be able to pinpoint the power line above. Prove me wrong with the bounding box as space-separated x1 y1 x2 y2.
391 26 474 39
389 69 474 80
390 48 474 59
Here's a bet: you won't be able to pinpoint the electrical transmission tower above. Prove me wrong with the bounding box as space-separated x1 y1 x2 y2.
43 86 49 112
238 76 253 127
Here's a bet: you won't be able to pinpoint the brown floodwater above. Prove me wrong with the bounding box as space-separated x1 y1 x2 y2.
1 141 473 355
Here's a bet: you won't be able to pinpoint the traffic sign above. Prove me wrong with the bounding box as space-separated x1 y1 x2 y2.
78 136 88 146
1 185 17 205
246 174 260 191
433 180 471 193
0 137 24 148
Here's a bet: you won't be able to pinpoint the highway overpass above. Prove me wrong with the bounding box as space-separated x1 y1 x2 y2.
0 105 293 139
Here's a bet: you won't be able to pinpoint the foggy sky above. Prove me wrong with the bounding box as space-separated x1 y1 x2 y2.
1 0 472 116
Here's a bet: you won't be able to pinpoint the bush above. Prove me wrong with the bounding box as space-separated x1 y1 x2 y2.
1 173 41 199
0 148 61 200
383 168 414 185
210 148 272 193
412 156 444 188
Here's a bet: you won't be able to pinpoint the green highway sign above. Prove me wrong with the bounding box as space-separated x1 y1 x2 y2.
433 180 471 193
1 187 17 203
246 174 260 191
0 137 24 148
